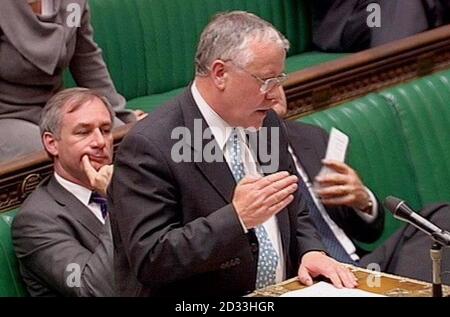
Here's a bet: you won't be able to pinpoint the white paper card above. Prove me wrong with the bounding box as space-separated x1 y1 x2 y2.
316 127 349 178
280 281 385 297
324 127 349 162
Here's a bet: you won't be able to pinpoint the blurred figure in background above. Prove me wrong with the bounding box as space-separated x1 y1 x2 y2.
0 0 145 163
312 0 450 52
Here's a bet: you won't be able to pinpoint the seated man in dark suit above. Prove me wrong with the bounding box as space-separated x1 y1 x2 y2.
109 11 358 297
273 87 384 265
12 88 115 296
274 88 449 284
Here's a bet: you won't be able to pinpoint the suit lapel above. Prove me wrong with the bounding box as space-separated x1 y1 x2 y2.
288 130 323 181
263 114 294 257
179 88 236 203
47 176 104 239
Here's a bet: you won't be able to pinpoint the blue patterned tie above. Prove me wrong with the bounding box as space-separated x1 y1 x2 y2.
227 129 279 289
90 192 108 219
297 179 355 264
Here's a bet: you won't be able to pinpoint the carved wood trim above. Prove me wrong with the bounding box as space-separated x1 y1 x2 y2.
284 25 450 119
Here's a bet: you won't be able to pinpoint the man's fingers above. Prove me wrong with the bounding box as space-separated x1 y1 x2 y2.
239 174 262 183
264 183 297 206
321 160 350 173
253 171 292 190
298 265 313 286
326 271 344 289
316 185 350 198
315 173 348 185
82 155 96 183
338 266 358 288
267 194 294 216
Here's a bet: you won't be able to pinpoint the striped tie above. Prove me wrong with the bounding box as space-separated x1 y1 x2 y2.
227 129 279 289
90 192 108 219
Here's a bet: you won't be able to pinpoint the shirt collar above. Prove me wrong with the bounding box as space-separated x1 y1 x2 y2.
54 172 92 207
191 81 238 151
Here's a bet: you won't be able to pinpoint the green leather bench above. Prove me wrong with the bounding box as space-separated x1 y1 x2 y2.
65 0 346 112
0 210 28 297
4 68 450 296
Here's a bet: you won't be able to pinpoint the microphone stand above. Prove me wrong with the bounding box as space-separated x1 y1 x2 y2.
430 243 443 297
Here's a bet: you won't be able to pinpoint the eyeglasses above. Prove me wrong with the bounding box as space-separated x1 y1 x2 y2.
226 60 288 94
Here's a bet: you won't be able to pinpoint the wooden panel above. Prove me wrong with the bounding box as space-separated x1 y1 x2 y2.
249 266 450 297
284 25 450 119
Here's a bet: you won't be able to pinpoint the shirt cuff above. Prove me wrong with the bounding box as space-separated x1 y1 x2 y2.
355 187 378 223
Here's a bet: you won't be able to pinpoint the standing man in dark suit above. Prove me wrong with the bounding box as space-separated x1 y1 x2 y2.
12 88 115 296
109 11 357 297
273 87 384 265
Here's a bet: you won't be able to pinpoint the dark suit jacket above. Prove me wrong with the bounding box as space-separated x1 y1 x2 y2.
12 176 115 297
312 0 445 52
109 87 325 296
360 203 450 284
284 121 384 250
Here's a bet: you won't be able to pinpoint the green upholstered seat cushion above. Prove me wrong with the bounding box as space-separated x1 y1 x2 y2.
380 69 450 206
126 87 185 112
0 209 28 297
297 94 421 249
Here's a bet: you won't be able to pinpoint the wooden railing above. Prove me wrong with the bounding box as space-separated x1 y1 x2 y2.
284 24 450 119
2 24 450 212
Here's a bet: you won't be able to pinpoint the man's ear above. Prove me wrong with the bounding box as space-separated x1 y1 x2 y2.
42 132 59 157
210 60 227 90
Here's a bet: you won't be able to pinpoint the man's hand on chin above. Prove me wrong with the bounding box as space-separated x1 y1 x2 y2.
82 155 113 196
297 251 358 288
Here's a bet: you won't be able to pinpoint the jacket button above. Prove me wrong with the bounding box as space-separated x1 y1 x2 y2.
250 243 258 253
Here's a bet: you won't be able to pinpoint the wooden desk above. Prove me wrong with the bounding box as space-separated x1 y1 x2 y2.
250 266 450 297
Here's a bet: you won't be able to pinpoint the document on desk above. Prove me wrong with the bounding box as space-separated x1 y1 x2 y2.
280 282 385 297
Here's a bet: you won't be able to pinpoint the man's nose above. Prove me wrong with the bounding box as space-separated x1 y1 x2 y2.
265 85 281 99
91 128 106 147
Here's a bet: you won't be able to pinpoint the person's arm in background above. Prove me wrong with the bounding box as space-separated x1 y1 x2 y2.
273 86 384 243
68 2 146 123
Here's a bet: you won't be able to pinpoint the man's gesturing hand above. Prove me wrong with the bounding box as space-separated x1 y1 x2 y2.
232 171 298 229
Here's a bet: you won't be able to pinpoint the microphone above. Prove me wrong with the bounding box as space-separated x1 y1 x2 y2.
384 196 450 246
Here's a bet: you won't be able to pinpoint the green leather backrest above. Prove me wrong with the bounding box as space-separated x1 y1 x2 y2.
87 0 311 99
298 94 421 249
0 210 28 297
381 69 450 206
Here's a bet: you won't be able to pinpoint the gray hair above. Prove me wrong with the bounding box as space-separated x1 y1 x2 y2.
195 11 290 76
40 87 114 138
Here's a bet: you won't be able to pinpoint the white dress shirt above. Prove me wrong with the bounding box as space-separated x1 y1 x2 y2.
191 82 286 283
54 173 106 224
287 145 378 261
